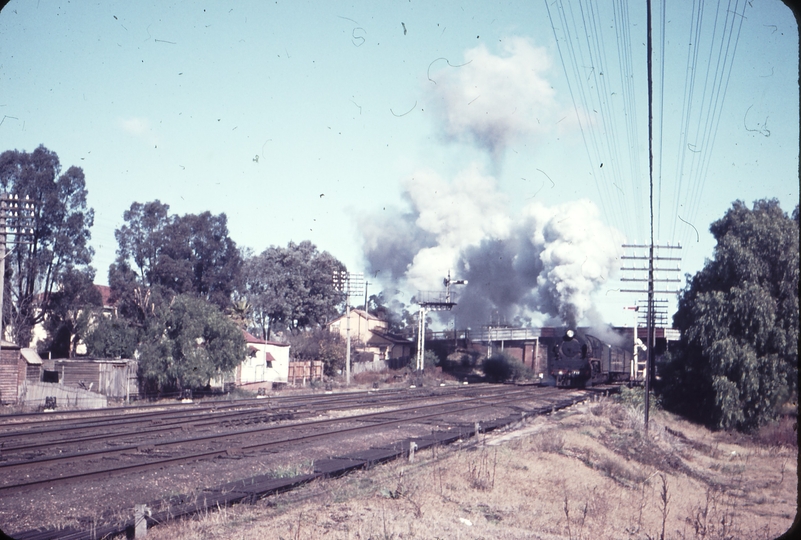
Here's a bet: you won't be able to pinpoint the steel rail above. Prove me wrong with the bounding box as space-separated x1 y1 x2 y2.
0 385 518 452
0 387 541 473
0 385 477 433
0 386 411 428
0 387 572 490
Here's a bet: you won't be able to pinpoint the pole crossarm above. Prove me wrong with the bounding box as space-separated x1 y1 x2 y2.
620 255 682 261
619 267 681 272
620 289 683 294
621 243 682 249
620 278 682 282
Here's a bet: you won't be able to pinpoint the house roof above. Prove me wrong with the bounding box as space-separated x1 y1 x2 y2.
329 309 384 326
96 284 116 307
369 328 413 345
20 348 42 365
242 329 290 347
243 329 267 344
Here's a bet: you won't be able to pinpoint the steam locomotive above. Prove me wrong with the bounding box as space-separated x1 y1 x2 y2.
547 329 631 387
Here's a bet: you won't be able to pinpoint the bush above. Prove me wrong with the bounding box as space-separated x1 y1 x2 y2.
423 350 439 370
289 328 345 376
753 416 798 448
443 349 482 369
482 352 532 382
614 386 661 415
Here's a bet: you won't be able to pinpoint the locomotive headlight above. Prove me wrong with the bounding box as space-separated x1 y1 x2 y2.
566 329 575 338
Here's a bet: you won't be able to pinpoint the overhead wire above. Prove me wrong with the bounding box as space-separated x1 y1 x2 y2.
668 0 747 248
656 0 666 241
669 0 705 245
545 0 620 237
546 0 646 247
576 0 630 235
547 0 747 257
584 0 641 239
682 0 748 245
612 0 646 241
681 0 726 244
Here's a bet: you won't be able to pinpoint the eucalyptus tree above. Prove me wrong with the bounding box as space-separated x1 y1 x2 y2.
0 145 95 347
660 199 799 431
136 294 245 393
242 241 345 340
109 200 242 323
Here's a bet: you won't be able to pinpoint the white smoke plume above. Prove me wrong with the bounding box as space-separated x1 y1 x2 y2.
359 36 622 329
360 166 623 329
427 37 560 161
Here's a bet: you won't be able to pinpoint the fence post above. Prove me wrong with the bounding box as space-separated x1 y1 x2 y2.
134 504 148 538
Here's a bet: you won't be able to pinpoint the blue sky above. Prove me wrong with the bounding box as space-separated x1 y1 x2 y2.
0 1 797 328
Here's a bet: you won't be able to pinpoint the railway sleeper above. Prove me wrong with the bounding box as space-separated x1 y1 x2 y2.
11 389 592 539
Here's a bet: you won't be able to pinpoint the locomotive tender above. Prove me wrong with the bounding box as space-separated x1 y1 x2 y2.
547 329 631 387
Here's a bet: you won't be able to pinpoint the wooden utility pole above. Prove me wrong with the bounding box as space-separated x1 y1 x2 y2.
620 243 681 430
0 194 36 350
333 271 364 385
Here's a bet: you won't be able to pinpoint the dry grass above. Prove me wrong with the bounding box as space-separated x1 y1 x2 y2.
141 398 797 540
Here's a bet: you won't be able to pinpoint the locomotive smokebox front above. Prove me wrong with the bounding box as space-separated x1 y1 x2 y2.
550 329 591 387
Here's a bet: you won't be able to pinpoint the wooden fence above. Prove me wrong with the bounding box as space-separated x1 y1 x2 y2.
51 359 139 399
287 361 324 385
19 381 108 409
351 359 390 374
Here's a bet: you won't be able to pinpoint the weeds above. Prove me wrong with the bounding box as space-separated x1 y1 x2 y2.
270 460 314 479
686 487 739 540
467 447 497 491
562 490 589 540
533 431 565 454
379 468 423 517
645 473 671 540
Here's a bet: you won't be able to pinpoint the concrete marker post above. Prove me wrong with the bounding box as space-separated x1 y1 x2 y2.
134 504 149 538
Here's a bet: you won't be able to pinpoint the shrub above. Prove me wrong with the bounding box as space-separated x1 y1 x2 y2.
423 350 440 370
753 416 798 448
482 352 532 382
289 328 345 376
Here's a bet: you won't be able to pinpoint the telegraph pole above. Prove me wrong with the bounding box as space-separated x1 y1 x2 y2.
333 270 364 385
620 243 681 430
0 194 36 349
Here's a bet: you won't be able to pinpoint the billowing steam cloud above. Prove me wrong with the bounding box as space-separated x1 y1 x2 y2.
359 36 623 329
360 167 623 328
427 37 560 160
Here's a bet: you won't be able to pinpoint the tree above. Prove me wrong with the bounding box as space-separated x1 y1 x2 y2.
39 267 102 358
0 145 95 347
659 199 799 431
242 241 345 340
367 291 416 334
109 201 242 318
84 315 139 360
288 327 346 377
136 294 246 393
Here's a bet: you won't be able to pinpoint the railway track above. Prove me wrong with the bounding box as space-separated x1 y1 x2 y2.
2 383 608 540
0 384 529 456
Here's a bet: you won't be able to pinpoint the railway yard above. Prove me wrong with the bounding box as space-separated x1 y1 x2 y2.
0 381 599 539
